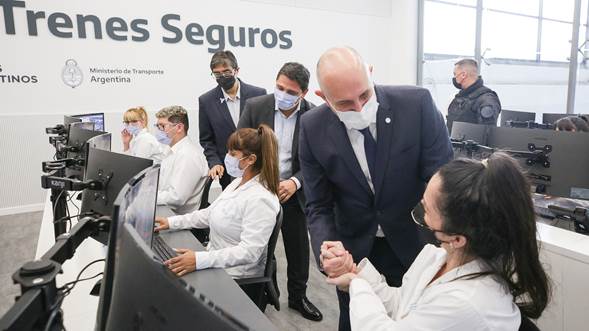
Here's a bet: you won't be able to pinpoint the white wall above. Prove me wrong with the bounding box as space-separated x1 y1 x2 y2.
0 0 418 214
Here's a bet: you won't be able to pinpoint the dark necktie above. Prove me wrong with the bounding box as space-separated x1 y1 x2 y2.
359 127 376 181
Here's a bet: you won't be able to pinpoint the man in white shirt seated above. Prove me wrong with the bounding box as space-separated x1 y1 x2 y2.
155 106 209 214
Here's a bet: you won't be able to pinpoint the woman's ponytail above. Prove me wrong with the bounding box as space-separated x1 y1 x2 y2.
257 124 280 196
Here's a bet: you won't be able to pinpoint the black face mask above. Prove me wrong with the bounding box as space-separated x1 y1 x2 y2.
216 75 236 91
452 77 462 90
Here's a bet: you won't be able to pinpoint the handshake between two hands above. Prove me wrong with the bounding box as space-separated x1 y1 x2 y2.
321 241 358 292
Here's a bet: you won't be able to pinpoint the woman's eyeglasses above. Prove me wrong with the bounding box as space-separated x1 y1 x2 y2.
411 201 456 236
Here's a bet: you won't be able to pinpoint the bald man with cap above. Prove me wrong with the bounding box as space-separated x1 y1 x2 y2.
298 47 453 330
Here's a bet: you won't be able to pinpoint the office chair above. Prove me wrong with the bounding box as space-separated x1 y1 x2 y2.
519 313 541 331
236 207 283 312
190 176 214 244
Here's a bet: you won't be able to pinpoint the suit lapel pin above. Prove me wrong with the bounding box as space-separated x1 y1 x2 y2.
385 117 391 124
220 97 225 104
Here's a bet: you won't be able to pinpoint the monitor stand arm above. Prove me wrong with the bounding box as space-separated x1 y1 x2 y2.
41 159 111 239
0 216 111 331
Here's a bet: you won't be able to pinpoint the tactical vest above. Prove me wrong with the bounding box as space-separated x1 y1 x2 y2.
447 86 499 133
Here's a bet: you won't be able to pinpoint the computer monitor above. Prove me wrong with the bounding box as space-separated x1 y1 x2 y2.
65 123 104 180
450 122 492 145
102 222 248 331
86 133 111 152
487 126 589 199
64 115 82 126
95 165 160 331
500 109 536 127
81 148 153 226
542 113 568 125
73 112 105 131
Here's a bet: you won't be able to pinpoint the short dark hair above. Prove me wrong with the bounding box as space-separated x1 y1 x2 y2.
210 50 238 71
455 58 478 70
276 62 310 92
156 105 189 133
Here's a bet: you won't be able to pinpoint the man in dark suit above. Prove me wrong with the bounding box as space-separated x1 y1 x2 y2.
298 47 453 330
199 50 266 189
238 62 322 321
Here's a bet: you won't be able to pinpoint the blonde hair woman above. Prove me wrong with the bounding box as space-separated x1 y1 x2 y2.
122 106 166 162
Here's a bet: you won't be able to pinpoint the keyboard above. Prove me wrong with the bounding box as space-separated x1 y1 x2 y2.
152 234 178 262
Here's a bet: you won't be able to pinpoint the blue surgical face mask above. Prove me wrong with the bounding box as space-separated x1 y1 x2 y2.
156 129 172 145
126 124 141 136
224 153 250 178
275 88 300 110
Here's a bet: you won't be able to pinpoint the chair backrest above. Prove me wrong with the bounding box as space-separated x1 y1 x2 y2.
199 176 214 210
519 314 541 331
500 109 536 127
263 207 283 276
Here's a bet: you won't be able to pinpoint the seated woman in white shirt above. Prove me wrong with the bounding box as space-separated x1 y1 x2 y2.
154 124 280 282
325 153 551 331
121 106 167 163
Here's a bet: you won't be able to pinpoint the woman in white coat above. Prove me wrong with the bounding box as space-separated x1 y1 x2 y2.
154 124 280 282
122 106 166 163
325 153 551 330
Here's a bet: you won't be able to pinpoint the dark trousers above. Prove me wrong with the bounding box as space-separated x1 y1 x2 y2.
336 237 406 331
281 198 310 301
219 173 233 190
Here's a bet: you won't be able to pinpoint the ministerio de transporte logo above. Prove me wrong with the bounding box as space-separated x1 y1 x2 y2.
62 59 83 88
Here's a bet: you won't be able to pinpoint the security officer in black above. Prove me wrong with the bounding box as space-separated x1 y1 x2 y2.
447 59 501 133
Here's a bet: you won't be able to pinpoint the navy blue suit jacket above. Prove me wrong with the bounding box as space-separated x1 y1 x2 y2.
299 85 453 268
198 79 266 168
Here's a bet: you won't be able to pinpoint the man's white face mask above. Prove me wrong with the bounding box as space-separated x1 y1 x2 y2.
331 87 379 130
329 64 379 130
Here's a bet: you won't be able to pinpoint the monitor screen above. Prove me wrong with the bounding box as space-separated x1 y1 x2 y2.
86 133 111 152
121 166 159 245
95 165 160 331
74 112 105 131
102 222 249 331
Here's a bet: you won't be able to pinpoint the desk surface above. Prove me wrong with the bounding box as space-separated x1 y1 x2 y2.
32 194 275 331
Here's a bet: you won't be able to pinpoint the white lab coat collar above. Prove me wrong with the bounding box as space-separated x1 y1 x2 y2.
432 253 490 286
412 246 491 288
222 174 262 199
170 135 190 153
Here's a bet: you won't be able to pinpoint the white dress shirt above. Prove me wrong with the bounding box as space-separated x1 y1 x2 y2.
274 99 302 189
167 175 280 279
221 80 241 127
345 123 377 193
349 245 520 331
125 128 167 163
157 136 209 214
